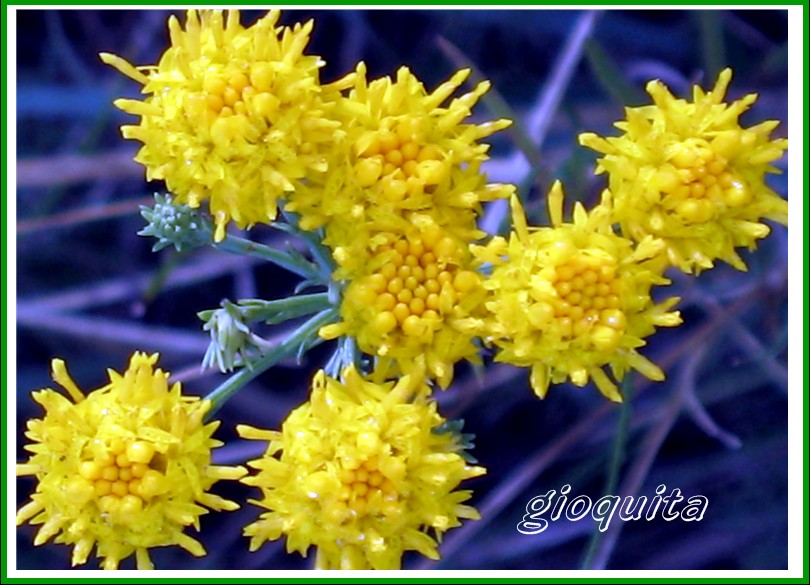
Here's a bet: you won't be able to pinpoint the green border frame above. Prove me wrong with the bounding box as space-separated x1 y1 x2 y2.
3 1 807 582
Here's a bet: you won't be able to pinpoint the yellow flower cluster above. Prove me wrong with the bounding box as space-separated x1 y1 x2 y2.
105 9 512 250
472 184 682 401
287 62 514 247
304 63 513 387
238 367 485 570
101 10 788 398
310 64 513 387
320 224 486 388
105 10 513 388
579 69 787 273
16 353 246 570
103 10 349 241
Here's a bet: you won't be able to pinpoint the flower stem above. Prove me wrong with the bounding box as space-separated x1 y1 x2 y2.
236 293 331 324
279 209 336 277
579 373 633 570
204 308 338 419
213 233 321 281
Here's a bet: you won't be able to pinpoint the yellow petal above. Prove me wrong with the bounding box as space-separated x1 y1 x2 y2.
99 52 148 83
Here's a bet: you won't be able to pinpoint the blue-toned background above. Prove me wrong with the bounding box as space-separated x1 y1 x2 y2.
15 9 789 571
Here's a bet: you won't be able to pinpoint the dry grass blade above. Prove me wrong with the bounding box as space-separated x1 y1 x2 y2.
17 309 210 355
17 195 152 235
17 150 143 188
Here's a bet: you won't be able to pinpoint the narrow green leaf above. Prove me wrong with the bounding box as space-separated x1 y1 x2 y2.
213 233 321 281
697 10 726 82
584 39 646 106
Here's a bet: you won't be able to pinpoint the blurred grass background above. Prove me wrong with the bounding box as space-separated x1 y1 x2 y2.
14 9 789 571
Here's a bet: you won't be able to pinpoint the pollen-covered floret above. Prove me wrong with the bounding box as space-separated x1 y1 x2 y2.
238 367 485 569
321 223 486 388
103 10 350 241
286 63 515 250
579 68 787 272
16 353 246 569
472 184 682 401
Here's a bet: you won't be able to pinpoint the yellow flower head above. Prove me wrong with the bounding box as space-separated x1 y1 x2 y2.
102 10 346 241
238 366 485 570
285 62 515 247
472 184 682 401
579 68 788 273
320 222 486 389
16 353 246 570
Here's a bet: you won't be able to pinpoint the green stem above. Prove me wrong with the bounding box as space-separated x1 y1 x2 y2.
213 233 321 280
301 230 336 277
239 293 331 325
697 10 725 83
203 308 337 419
280 209 336 277
580 373 633 570
584 39 646 106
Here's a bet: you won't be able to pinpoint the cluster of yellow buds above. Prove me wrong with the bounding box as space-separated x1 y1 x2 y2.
16 9 786 571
